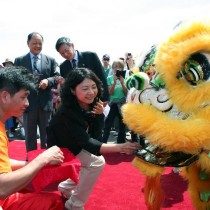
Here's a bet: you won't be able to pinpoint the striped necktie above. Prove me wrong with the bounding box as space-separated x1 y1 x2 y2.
33 56 39 73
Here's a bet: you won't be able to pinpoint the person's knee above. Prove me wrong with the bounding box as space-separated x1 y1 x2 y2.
92 155 105 171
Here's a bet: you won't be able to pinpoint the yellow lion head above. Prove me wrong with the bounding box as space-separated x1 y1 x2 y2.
122 19 210 172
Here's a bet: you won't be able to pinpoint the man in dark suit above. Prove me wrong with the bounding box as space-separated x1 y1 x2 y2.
55 37 110 141
55 37 109 102
14 32 60 152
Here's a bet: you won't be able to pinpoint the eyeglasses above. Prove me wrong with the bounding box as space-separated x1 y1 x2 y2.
103 58 110 61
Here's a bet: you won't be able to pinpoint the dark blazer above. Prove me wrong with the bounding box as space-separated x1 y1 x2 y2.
60 51 109 102
14 53 59 112
47 101 103 156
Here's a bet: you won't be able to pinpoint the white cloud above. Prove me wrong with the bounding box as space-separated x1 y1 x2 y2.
0 0 210 65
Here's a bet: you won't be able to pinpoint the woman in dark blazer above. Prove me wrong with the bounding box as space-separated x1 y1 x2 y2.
47 68 139 210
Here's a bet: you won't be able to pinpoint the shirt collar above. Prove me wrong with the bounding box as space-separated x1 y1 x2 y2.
72 51 78 62
30 52 41 60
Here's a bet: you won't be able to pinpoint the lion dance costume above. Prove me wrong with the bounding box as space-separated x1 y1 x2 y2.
122 19 210 210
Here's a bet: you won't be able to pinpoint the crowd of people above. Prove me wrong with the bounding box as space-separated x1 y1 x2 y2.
0 31 139 210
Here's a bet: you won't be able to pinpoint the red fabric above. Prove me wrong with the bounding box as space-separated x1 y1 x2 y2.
28 148 81 192
1 192 64 210
9 141 195 210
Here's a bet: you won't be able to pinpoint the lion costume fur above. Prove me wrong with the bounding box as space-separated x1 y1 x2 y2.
122 19 210 210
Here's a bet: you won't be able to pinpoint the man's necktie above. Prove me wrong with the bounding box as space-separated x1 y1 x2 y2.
72 59 76 69
33 56 39 73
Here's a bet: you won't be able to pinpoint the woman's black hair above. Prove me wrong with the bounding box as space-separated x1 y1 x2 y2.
60 68 103 106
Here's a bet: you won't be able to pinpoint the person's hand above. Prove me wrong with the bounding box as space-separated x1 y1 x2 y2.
92 99 104 115
51 88 58 94
119 76 124 84
37 146 64 166
103 101 108 107
120 142 141 155
55 76 65 84
114 74 118 82
39 79 48 89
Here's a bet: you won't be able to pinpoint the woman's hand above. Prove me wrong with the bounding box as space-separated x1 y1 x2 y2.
121 142 141 155
114 74 118 83
119 75 124 84
92 99 104 115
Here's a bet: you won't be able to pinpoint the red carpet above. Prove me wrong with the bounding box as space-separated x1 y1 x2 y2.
8 140 195 210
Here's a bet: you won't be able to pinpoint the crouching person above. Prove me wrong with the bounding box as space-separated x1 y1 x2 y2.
47 68 140 210
0 66 64 210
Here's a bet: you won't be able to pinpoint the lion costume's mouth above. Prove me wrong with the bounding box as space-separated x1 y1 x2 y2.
135 140 199 167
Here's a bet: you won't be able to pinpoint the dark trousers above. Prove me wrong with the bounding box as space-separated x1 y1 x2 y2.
23 107 51 152
102 103 126 143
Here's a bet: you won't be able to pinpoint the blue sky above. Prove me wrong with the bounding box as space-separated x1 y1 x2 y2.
0 0 210 65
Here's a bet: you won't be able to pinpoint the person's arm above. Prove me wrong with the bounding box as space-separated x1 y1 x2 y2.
119 76 128 95
9 159 28 171
99 141 140 155
108 75 117 95
39 57 60 90
0 146 64 199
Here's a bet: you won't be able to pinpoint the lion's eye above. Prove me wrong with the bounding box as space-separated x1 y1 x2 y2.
180 52 210 85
